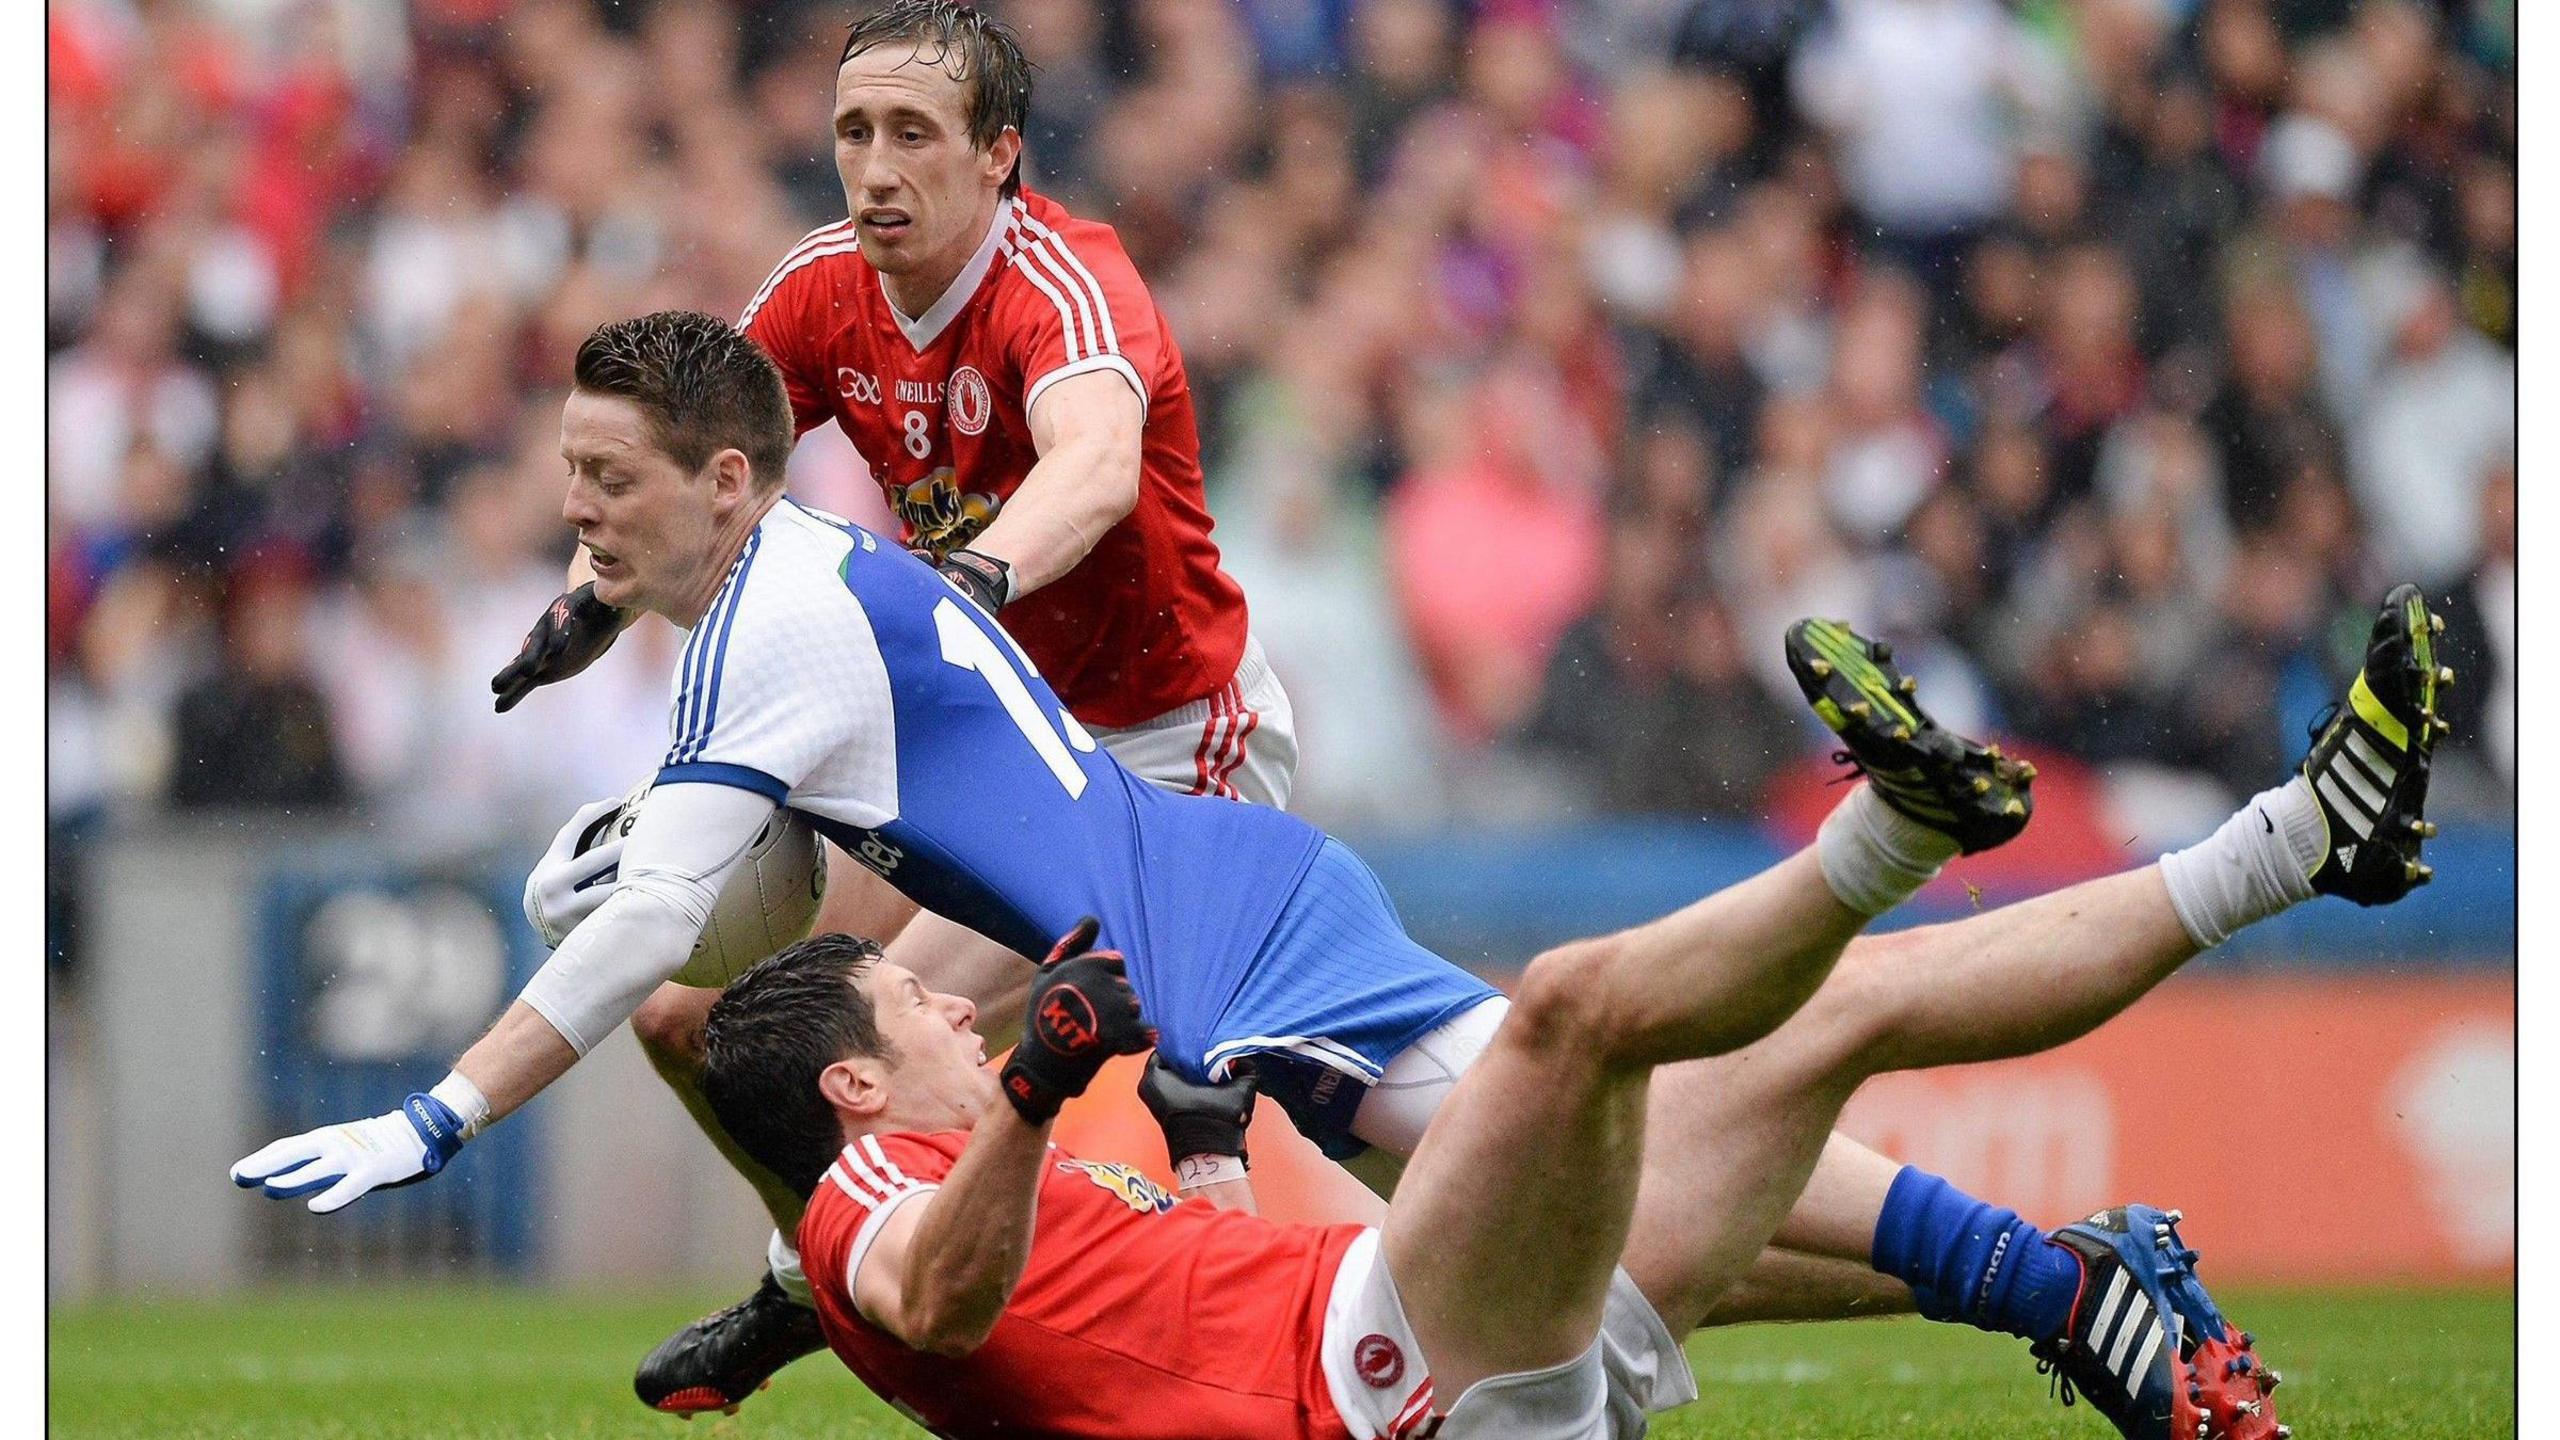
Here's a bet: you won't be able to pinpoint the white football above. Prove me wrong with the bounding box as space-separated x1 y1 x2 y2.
576 783 829 990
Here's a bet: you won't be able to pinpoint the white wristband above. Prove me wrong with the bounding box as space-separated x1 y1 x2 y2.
430 1072 494 1142
1175 1153 1249 1188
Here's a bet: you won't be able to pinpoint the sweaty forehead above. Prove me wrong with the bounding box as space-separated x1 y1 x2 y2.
866 960 924 999
559 392 662 462
835 43 972 120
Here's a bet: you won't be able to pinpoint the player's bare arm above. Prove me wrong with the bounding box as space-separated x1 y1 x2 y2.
955 368 1143 600
231 774 780 1209
855 1111 1050 1355
852 918 1156 1350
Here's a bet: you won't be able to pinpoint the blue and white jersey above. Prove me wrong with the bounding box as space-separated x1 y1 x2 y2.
655 501 1492 1095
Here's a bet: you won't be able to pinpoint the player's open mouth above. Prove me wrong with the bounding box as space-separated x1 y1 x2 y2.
586 546 622 576
859 209 911 237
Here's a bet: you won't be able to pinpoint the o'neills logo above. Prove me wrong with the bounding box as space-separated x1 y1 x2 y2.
949 365 992 436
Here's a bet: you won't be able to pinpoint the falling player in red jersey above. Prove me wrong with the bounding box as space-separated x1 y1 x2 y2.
482 3 1294 1402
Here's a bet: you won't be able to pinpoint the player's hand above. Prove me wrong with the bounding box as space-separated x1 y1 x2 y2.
935 549 1014 614
491 582 626 713
1000 917 1154 1124
229 1094 468 1214
1139 1053 1255 1169
522 791 635 946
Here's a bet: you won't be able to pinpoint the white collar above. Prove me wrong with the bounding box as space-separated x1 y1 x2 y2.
880 202 1010 352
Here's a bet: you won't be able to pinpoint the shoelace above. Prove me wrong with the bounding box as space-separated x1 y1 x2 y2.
2036 1354 2078 1409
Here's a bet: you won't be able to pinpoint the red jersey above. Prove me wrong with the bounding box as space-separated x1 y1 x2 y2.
741 191 1249 727
799 1131 1364 1440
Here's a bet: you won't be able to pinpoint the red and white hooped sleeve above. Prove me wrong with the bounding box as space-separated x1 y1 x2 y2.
995 197 1163 422
740 219 861 435
818 1133 945 1294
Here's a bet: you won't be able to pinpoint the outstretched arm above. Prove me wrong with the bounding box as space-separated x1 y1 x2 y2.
231 782 775 1210
945 370 1142 603
862 920 1158 1353
856 1110 1053 1355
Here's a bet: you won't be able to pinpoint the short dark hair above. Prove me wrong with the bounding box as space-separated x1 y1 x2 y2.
570 310 794 490
701 933 895 1197
841 2 1034 198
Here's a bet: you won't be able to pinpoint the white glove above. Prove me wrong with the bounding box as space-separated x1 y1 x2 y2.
523 786 646 947
230 1093 468 1214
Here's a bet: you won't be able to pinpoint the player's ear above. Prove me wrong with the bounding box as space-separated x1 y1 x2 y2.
709 447 754 507
819 1056 891 1118
984 125 1021 192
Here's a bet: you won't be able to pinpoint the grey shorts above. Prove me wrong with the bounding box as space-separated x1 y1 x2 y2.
1089 634 1298 808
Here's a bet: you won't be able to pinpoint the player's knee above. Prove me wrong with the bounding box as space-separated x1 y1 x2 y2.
1510 936 1624 1057
632 983 719 1076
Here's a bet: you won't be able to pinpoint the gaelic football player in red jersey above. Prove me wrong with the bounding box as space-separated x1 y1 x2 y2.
483 3 1293 1401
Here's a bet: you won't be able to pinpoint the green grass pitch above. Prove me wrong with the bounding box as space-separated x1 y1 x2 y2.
51 1285 2510 1438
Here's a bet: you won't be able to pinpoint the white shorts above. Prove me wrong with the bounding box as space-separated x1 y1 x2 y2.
1318 1229 1700 1440
1090 634 1298 809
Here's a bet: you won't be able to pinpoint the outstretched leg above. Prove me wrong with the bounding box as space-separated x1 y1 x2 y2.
1623 862 2197 1328
1377 848 1871 1399
1376 625 2036 1402
1629 587 2448 1440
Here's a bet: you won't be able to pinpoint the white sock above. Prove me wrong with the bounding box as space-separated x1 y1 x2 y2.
2157 777 2323 949
1817 783 1961 916
767 1229 814 1307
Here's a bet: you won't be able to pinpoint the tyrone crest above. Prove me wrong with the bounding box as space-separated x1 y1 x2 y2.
948 365 992 436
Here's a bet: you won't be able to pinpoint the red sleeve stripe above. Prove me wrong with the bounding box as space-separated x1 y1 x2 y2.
1011 207 1124 356
826 1139 928 1210
1390 1380 1439 1438
1000 218 1100 362
740 219 860 330
999 198 1121 364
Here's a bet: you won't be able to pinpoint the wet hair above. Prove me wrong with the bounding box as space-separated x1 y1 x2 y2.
569 310 793 489
841 1 1035 198
700 933 895 1197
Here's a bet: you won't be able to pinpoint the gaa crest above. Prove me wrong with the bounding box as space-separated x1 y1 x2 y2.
948 365 992 436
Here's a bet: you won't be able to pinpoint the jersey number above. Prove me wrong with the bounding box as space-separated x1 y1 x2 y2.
933 597 1097 797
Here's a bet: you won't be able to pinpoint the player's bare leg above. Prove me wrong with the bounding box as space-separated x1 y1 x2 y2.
1629 589 2447 1440
1376 623 2033 1406
1612 866 2284 1438
1623 863 2198 1325
812 847 925 949
1378 855 1870 1400
1699 1247 1914 1325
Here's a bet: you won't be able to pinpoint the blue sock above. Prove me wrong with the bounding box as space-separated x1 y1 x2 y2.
1869 1166 2082 1342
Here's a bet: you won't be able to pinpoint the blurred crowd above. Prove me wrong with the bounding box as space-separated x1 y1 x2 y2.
47 0 2516 887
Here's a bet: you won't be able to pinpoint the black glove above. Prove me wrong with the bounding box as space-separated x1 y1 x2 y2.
1139 1053 1256 1169
491 583 627 713
936 548 1014 614
1001 917 1155 1124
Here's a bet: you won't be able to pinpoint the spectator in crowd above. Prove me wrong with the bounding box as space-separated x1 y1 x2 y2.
1521 519 1804 817
2349 255 2516 591
168 557 349 812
